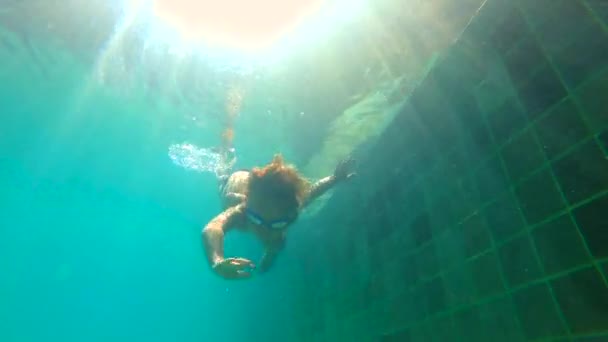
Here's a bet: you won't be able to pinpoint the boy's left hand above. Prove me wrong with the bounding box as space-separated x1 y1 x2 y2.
334 157 357 181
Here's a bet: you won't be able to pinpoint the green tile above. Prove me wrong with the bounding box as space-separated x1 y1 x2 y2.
474 156 510 203
513 283 567 340
366 203 395 244
429 316 454 342
465 0 510 41
379 328 411 342
429 192 457 237
515 0 553 28
587 0 608 24
424 276 446 315
504 38 547 86
410 212 432 247
412 77 449 126
600 131 608 156
535 0 596 55
444 146 472 181
425 165 451 196
443 265 475 307
498 235 543 288
369 244 387 279
474 80 509 114
425 167 451 199
453 307 483 341
535 99 590 160
484 192 526 242
552 267 608 334
465 119 495 162
411 148 439 177
552 140 608 205
514 168 566 224
435 43 487 88
487 98 528 146
364 273 386 306
452 176 481 221
489 5 528 54
409 322 432 342
574 194 608 259
471 251 505 298
435 228 465 269
461 213 492 258
501 128 545 182
413 287 430 322
416 242 440 280
469 304 498 341
388 291 418 327
576 70 608 133
552 23 608 89
575 336 608 342
533 214 592 275
481 296 526 342
517 65 568 119
457 299 526 341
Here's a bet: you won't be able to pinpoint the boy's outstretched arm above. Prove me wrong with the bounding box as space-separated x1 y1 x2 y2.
202 203 254 279
304 157 357 207
305 175 339 205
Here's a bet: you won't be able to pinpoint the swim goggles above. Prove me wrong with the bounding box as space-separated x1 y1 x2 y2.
245 208 296 230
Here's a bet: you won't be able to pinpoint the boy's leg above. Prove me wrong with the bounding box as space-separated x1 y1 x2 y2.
216 147 237 194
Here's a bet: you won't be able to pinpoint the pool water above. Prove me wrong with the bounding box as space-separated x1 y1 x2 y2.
1 0 608 341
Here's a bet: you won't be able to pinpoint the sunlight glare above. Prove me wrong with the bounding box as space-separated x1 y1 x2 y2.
151 0 324 51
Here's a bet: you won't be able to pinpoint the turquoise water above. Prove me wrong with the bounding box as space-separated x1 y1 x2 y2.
0 22 298 342
2 0 474 338
10 1 605 341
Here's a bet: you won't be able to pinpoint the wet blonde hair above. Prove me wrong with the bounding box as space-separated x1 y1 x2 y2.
247 154 310 211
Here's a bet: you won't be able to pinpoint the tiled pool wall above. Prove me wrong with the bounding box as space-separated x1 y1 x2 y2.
289 0 608 341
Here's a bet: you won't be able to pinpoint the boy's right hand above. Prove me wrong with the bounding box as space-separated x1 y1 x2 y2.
212 257 256 279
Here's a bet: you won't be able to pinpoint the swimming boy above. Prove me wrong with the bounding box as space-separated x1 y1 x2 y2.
202 154 356 280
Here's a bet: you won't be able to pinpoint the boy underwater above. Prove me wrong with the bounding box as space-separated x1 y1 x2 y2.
202 152 356 280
